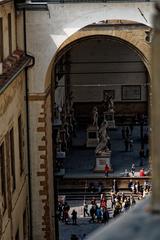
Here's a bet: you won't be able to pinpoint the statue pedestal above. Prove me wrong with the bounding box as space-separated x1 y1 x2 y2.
56 151 66 158
94 151 112 173
104 112 115 128
53 119 62 127
86 126 99 148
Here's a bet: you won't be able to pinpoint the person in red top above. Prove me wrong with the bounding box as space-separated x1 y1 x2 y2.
100 195 107 209
104 163 110 177
139 168 145 177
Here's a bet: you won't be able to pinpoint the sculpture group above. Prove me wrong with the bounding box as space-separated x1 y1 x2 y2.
87 93 115 172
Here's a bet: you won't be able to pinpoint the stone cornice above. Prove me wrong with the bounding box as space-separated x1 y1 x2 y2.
0 51 32 94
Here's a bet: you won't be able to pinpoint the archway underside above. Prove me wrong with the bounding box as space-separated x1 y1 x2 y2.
52 27 150 180
50 23 151 239
53 20 151 71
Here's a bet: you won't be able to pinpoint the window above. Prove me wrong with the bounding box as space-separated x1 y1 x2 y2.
0 142 7 214
121 85 141 100
10 128 16 191
18 115 23 175
8 13 12 55
0 17 3 61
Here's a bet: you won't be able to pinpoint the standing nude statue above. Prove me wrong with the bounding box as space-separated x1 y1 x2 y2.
92 106 98 127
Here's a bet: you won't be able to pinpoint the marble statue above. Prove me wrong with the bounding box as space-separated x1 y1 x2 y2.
54 103 62 121
95 120 110 155
104 93 114 113
95 137 109 156
99 120 108 140
108 96 114 112
56 130 62 152
92 106 98 127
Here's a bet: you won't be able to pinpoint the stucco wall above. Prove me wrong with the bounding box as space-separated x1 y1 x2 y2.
67 37 147 103
26 2 154 93
0 72 28 240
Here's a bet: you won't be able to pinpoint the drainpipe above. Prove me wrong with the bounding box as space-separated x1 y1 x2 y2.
23 8 35 240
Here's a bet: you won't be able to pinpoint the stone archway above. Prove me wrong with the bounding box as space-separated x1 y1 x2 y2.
35 20 151 239
45 20 152 176
45 20 151 90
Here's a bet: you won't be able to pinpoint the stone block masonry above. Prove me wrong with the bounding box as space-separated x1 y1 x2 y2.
37 102 51 240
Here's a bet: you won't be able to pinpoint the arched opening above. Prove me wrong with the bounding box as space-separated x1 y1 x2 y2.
52 34 150 172
49 22 151 238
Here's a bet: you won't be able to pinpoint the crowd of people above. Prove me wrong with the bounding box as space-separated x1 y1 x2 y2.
128 179 151 196
57 178 151 240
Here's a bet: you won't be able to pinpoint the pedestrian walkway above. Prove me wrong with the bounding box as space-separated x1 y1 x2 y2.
59 216 102 240
58 194 145 240
59 199 112 240
64 125 149 178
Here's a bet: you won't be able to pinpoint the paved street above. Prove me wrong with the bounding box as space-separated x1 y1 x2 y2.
59 125 150 239
58 197 144 240
59 199 113 240
64 125 149 177
59 216 103 240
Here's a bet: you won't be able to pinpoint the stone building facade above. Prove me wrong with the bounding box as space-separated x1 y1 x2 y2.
0 1 32 239
0 1 155 240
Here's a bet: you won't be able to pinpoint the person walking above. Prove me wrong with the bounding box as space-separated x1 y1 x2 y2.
112 179 118 193
129 138 134 151
139 148 145 166
89 206 95 223
104 163 110 177
100 194 107 209
102 208 110 223
131 163 135 176
71 209 77 225
83 202 89 217
139 168 145 177
96 207 102 223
